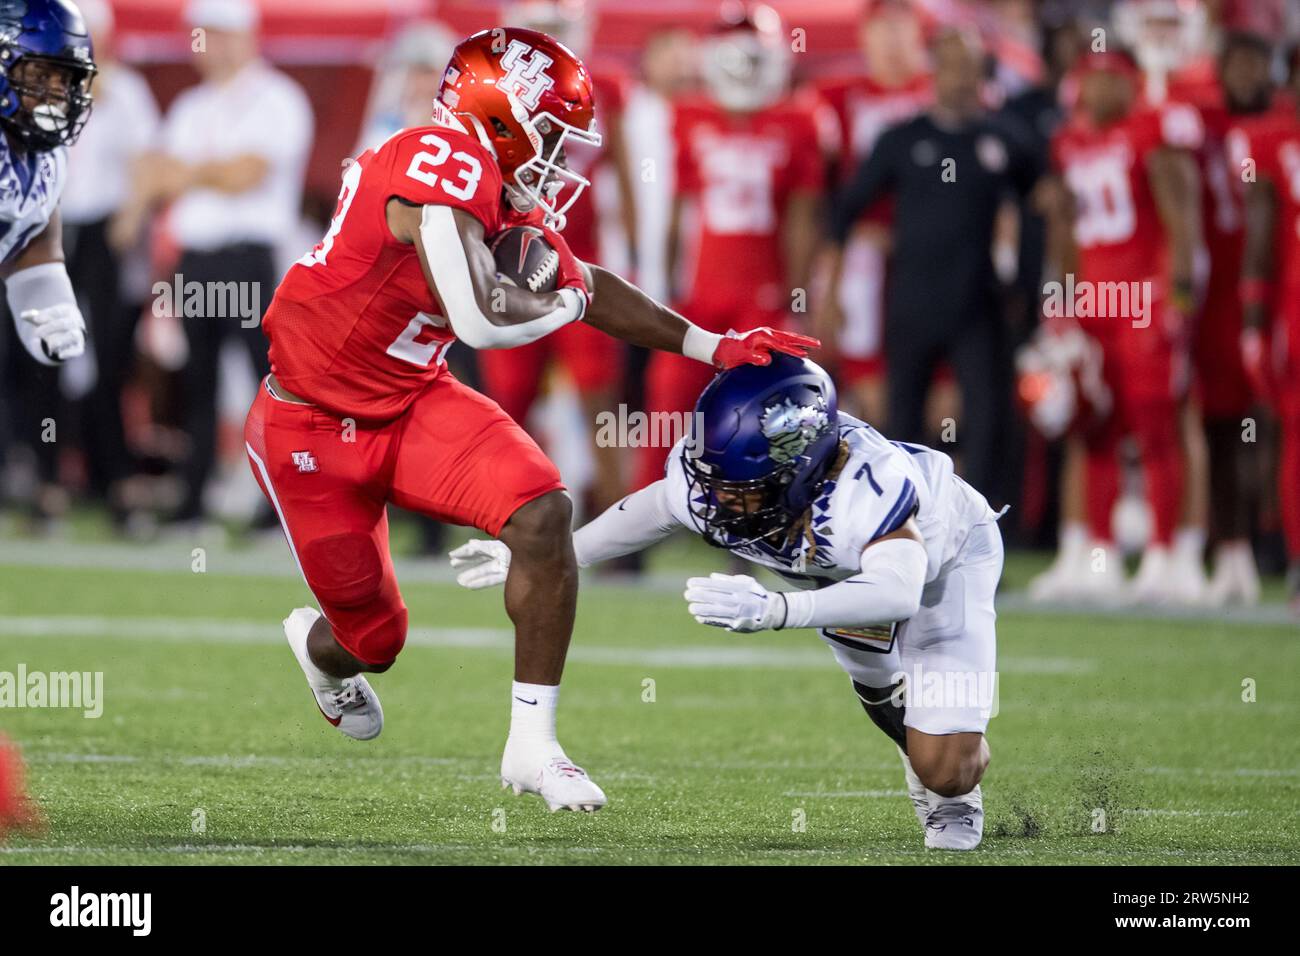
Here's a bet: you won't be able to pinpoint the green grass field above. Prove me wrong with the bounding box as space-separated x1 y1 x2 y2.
1 531 1297 865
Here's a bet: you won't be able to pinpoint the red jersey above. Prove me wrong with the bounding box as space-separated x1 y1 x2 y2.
265 121 503 422
672 95 825 311
1052 102 1203 288
562 68 628 264
815 73 931 226
1231 105 1300 318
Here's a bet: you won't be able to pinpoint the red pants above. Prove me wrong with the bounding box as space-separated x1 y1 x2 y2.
479 321 621 424
244 375 563 666
1083 326 1186 547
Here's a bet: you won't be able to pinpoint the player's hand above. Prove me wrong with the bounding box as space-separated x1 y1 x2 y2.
16 303 85 365
1240 327 1274 402
449 539 512 589
712 327 820 369
538 224 589 294
684 573 788 632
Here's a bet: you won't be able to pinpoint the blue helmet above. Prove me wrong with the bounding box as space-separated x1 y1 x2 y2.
683 354 839 545
0 0 96 151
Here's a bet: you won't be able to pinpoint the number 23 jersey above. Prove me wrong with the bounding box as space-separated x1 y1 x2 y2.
265 115 504 422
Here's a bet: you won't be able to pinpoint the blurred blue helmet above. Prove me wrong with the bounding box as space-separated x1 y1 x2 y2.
684 354 839 545
0 0 96 151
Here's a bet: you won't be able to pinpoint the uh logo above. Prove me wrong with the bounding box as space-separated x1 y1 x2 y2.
292 451 319 474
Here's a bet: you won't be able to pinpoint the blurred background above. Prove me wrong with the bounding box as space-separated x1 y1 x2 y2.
3 0 1299 614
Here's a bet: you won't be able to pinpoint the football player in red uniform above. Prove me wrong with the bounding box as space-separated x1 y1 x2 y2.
1237 52 1300 614
633 2 825 491
480 0 639 518
814 0 931 423
245 27 816 811
1047 49 1204 603
1181 32 1276 605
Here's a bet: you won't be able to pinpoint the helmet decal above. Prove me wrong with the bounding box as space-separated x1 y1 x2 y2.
499 40 556 111
760 397 829 464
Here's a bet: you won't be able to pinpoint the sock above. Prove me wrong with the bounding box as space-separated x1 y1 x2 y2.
1059 522 1088 560
1174 526 1206 563
289 609 344 693
509 681 560 744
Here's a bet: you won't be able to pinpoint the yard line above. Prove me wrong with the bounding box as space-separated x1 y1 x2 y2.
0 614 1096 673
783 790 908 798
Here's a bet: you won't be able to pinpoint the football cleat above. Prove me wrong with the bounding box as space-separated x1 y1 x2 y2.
924 785 984 851
898 747 930 830
500 738 606 813
1206 543 1261 607
283 607 384 741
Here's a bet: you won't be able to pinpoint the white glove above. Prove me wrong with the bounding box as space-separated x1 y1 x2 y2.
17 303 85 365
684 573 788 633
449 539 512 589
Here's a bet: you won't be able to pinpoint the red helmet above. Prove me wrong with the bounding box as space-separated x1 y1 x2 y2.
437 27 600 229
701 2 791 112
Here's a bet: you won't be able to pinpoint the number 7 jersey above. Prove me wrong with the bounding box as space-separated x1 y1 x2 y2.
265 113 504 422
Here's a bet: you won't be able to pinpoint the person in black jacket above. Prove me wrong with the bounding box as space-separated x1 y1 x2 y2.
825 26 1043 499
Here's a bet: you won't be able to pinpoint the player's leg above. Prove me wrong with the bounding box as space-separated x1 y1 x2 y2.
1129 389 1189 604
1172 398 1211 602
388 375 604 810
245 382 399 739
1277 385 1300 613
1082 407 1127 598
899 518 1003 849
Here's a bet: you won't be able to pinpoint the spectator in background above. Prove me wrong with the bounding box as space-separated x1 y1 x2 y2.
355 20 456 151
61 0 160 529
115 0 312 529
827 27 1042 502
815 0 932 427
623 29 697 307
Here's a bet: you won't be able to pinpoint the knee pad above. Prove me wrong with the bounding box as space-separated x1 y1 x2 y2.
853 679 908 753
302 532 385 608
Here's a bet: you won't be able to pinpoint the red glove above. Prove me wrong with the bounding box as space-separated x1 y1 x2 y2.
538 223 589 294
1240 327 1274 403
711 327 821 369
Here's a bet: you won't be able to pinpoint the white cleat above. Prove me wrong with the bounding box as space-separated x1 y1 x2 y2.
283 607 384 741
500 738 607 813
1074 541 1128 604
924 785 984 851
1206 543 1261 607
898 747 930 830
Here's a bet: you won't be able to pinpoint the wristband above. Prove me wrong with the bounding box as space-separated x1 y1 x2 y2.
682 324 723 365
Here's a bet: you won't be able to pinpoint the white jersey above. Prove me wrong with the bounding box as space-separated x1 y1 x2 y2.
0 138 66 264
663 412 999 589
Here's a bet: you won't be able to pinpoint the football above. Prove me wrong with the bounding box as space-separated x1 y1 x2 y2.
490 225 561 293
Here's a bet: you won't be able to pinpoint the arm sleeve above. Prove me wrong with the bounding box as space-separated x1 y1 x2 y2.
573 479 682 567
828 125 899 244
418 204 585 349
780 536 928 629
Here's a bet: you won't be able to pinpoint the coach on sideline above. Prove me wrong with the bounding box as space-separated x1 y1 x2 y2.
823 27 1042 502
115 0 313 529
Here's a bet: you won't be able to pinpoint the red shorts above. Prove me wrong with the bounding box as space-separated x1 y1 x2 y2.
244 374 563 666
478 321 621 424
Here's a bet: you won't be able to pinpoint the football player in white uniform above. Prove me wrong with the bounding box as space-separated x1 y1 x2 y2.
0 0 95 367
451 355 1003 849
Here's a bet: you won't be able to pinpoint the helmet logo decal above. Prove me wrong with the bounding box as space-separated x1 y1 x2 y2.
760 398 828 464
498 40 556 111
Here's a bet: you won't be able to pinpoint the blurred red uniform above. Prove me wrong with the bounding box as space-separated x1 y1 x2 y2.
816 73 931 381
479 69 628 426
634 94 825 489
1051 101 1203 546
247 123 563 665
1231 108 1300 561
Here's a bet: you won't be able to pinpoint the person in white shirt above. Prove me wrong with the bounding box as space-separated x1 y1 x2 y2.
115 0 313 526
60 0 159 524
450 356 1004 850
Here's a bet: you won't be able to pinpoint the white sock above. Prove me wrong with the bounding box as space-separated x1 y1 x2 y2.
1059 522 1088 559
1175 526 1206 561
509 681 560 745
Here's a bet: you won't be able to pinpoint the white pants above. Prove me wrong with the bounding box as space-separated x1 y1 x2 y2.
820 520 1003 736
